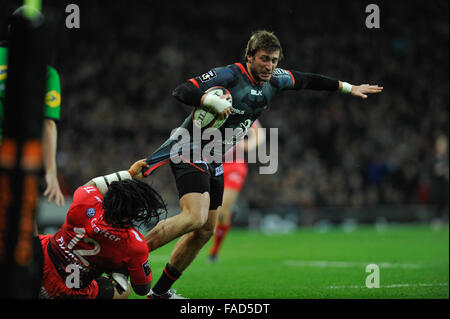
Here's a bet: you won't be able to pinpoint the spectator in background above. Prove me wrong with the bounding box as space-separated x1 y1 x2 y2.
430 134 449 227
35 1 448 216
0 6 65 206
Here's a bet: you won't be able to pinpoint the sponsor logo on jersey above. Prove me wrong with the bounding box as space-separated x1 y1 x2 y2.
222 119 253 145
250 89 263 96
199 70 217 83
272 68 288 76
215 164 223 176
45 90 61 108
91 218 121 242
55 236 85 270
231 108 245 115
86 208 96 218
0 65 7 81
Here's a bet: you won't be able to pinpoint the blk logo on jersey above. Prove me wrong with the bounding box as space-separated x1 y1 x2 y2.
250 89 263 96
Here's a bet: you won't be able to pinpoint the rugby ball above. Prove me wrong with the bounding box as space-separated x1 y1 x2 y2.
193 86 231 129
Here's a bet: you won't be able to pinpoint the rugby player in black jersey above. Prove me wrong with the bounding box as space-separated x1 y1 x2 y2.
143 30 383 298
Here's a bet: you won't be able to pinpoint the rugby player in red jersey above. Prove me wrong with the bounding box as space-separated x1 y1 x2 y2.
38 159 167 299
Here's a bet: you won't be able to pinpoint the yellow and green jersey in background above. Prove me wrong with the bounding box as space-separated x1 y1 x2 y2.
0 45 61 142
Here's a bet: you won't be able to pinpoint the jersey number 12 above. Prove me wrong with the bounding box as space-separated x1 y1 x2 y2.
67 227 101 266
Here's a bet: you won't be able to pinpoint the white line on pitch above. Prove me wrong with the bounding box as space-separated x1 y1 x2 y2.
284 260 423 269
327 282 449 289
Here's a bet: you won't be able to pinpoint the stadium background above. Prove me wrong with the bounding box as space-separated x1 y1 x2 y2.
1 0 448 230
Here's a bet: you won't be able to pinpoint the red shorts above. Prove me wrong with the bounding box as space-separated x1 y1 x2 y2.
223 162 248 191
39 234 100 299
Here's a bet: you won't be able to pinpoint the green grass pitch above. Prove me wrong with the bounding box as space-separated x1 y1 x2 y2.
131 224 449 299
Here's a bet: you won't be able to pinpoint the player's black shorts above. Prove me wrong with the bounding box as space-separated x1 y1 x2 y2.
170 159 224 210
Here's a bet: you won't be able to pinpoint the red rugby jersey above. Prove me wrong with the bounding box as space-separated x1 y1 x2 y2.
48 185 152 287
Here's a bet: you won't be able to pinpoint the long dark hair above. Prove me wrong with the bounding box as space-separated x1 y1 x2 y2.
102 179 167 229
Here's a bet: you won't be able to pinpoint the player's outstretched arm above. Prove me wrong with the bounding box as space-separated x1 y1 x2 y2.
84 159 149 195
338 81 383 98
288 71 383 99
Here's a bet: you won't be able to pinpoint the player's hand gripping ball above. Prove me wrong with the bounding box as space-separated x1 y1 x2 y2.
193 86 232 129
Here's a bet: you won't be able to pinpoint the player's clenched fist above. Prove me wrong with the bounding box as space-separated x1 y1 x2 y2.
128 159 149 179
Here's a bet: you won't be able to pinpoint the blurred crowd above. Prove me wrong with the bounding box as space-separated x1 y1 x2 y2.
4 1 447 214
